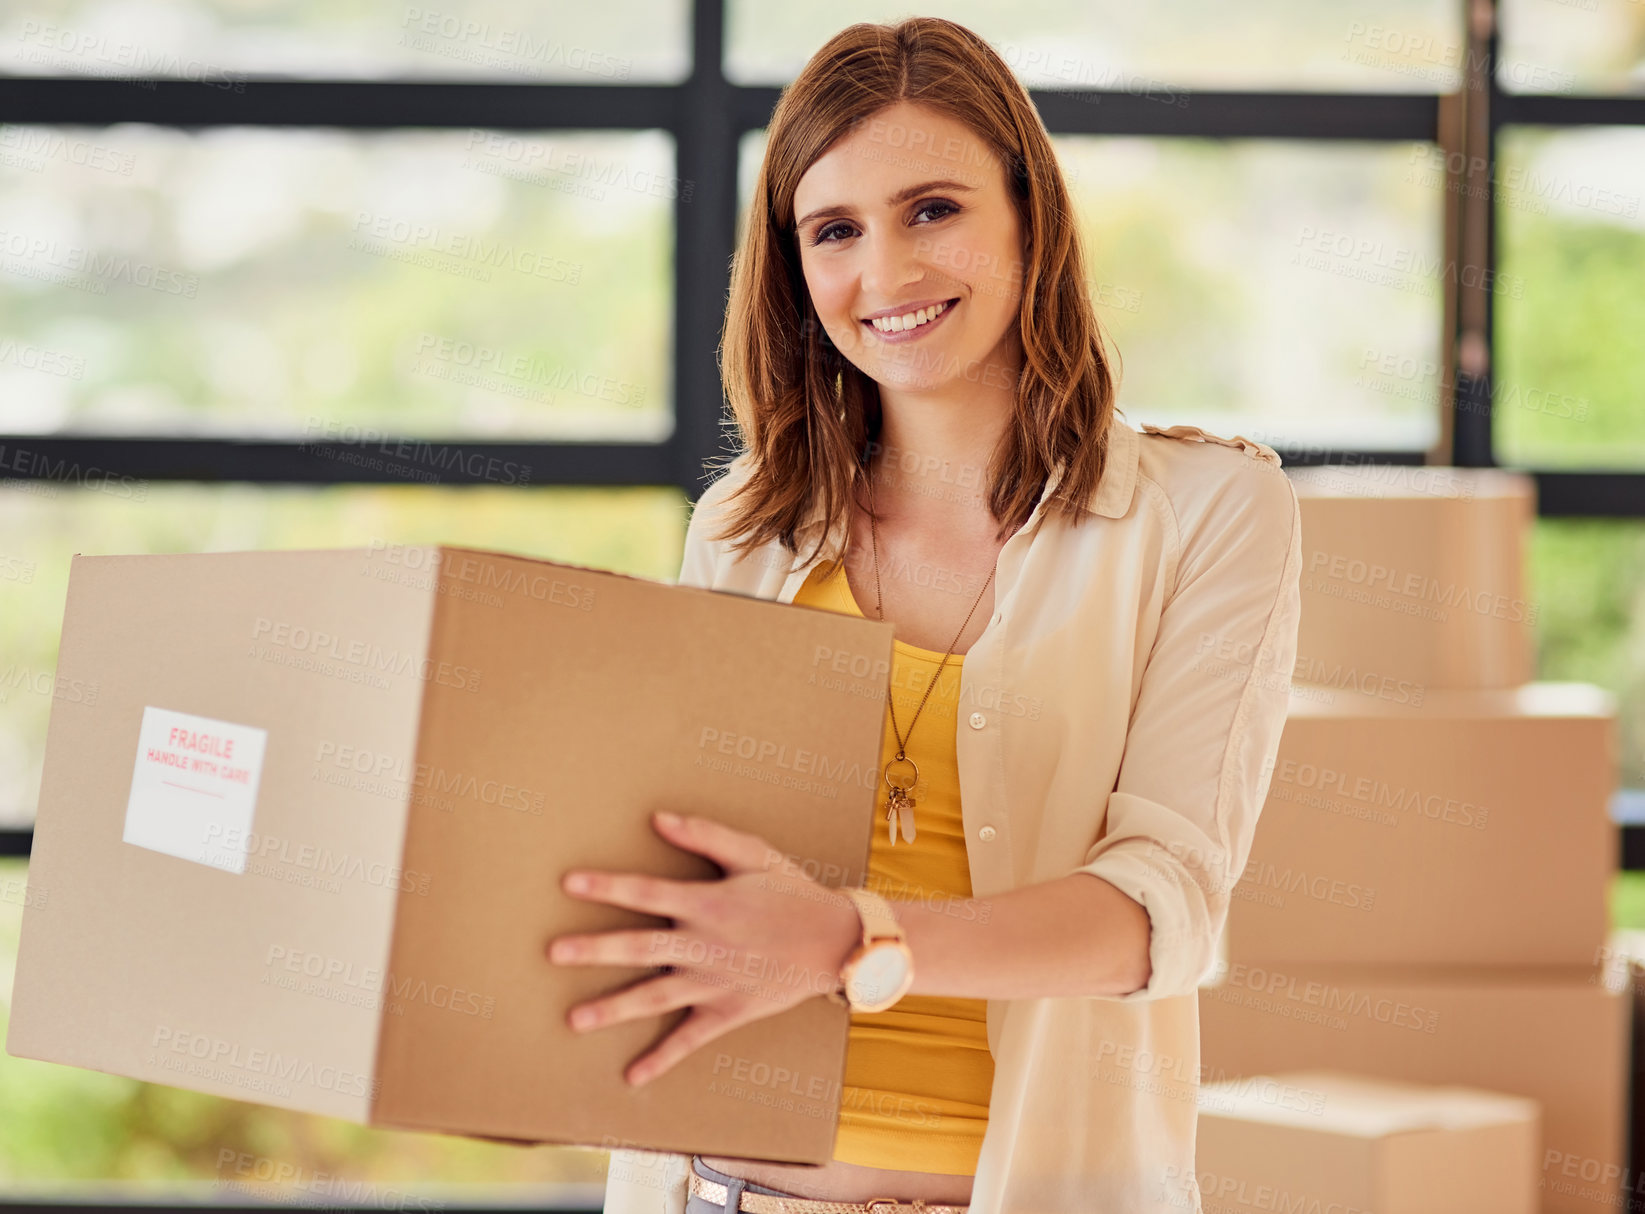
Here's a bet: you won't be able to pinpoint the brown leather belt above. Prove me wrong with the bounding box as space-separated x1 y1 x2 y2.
686 1172 970 1214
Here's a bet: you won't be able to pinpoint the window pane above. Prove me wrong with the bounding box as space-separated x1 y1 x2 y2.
0 125 674 441
1064 138 1442 447
739 131 1443 449
0 481 687 828
726 1 1463 91
1495 127 1645 469
1499 0 1645 95
1528 518 1645 792
0 0 688 83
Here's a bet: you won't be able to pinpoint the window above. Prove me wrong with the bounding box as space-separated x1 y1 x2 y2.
0 124 674 440
726 0 1463 91
1497 0 1645 95
1494 126 1645 468
1 1 690 83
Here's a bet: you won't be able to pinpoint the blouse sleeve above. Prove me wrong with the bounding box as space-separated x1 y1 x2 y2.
675 454 750 590
1071 457 1303 1001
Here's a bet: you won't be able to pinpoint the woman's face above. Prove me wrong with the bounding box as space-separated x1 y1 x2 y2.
792 100 1026 395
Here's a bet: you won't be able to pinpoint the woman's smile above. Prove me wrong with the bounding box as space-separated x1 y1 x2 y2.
861 296 961 344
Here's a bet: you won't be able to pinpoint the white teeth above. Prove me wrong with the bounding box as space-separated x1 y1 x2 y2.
870 299 950 333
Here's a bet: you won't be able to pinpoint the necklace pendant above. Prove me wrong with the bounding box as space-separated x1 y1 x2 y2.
885 786 916 846
888 779 914 848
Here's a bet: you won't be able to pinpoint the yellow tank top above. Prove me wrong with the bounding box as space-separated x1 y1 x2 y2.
792 558 994 1175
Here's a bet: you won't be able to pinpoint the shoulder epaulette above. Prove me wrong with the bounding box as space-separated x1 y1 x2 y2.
1139 422 1282 467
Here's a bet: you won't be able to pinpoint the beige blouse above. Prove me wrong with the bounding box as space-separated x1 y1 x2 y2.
601 412 1304 1214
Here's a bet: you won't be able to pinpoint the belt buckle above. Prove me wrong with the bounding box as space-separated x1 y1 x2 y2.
864 1201 902 1214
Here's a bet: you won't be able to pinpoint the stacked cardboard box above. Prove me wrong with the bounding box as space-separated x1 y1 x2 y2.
1200 464 1629 1214
1195 1070 1541 1214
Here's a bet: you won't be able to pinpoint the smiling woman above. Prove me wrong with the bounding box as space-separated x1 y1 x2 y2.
577 15 1303 1214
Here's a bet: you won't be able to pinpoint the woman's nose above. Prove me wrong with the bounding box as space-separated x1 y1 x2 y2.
859 230 925 300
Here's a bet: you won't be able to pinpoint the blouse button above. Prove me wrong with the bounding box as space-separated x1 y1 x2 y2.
991 612 1003 626
968 712 987 729
978 825 997 841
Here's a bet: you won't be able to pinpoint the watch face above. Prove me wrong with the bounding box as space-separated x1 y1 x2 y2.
846 943 911 1008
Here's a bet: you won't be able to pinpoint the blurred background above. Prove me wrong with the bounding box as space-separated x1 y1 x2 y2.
0 0 1642 1209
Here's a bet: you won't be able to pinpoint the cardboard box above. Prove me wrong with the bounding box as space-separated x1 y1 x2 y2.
6 545 896 1162
1228 683 1617 966
1194 1069 1539 1214
1290 464 1535 691
1199 961 1630 1214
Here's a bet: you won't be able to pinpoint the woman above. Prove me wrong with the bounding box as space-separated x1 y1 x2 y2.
550 17 1302 1214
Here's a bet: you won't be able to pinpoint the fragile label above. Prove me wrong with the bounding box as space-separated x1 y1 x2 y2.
122 706 269 874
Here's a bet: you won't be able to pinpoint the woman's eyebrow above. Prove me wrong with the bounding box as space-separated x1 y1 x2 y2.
797 178 977 229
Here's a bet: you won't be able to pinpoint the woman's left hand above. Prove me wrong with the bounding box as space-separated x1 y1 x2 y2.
545 810 862 1087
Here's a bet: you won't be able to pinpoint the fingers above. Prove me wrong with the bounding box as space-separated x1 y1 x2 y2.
565 970 701 1036
623 1003 742 1087
548 927 689 969
560 868 700 918
649 812 787 877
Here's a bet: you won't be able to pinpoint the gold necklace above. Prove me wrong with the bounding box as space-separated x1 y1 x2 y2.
864 464 996 847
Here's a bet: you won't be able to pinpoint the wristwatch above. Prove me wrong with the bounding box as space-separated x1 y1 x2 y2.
823 887 915 1013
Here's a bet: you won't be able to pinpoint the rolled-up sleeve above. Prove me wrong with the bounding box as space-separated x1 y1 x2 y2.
1073 461 1303 1001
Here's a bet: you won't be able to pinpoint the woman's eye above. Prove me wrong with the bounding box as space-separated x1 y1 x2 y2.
808 200 957 246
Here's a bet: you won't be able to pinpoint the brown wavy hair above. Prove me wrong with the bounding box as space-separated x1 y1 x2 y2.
708 16 1122 565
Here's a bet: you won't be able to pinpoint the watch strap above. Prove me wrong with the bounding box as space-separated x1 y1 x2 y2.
822 887 904 1008
842 886 905 944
